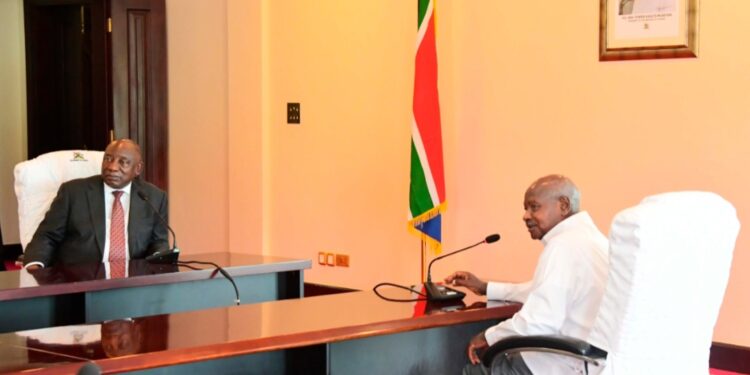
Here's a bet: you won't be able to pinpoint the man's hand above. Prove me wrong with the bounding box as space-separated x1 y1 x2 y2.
25 264 42 272
444 271 488 295
467 331 489 365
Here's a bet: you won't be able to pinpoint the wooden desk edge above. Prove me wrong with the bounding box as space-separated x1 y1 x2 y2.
0 259 311 300
13 302 521 374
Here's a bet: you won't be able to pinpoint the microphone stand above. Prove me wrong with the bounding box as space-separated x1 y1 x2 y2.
137 191 240 305
137 191 179 264
423 234 500 301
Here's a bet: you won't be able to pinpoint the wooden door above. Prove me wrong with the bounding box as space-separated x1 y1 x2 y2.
24 0 168 191
24 0 110 158
110 0 168 191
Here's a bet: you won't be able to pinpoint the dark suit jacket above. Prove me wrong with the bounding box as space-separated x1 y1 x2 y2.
24 175 170 267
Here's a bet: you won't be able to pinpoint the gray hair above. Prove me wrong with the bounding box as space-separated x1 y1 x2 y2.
529 174 581 214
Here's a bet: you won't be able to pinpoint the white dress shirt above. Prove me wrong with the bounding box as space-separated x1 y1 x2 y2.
484 211 609 374
103 182 132 262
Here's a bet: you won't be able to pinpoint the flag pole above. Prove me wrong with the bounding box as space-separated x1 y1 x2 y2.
421 239 427 282
412 0 444 286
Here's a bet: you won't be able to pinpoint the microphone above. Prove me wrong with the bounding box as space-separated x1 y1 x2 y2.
424 233 501 302
137 191 180 264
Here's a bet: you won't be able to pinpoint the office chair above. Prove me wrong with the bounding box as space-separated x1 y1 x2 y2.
482 191 740 375
14 150 104 250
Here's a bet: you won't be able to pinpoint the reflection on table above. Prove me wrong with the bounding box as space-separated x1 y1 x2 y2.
0 253 311 333
0 286 521 374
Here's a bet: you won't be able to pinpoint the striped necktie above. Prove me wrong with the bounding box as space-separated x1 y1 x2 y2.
109 190 126 262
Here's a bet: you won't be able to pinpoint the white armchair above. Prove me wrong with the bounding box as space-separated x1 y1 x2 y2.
14 150 104 250
482 191 740 375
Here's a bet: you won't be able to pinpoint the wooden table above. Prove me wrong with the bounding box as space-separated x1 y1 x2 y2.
0 253 311 333
0 286 521 374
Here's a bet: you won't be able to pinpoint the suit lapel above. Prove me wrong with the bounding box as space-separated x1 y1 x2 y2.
87 177 106 255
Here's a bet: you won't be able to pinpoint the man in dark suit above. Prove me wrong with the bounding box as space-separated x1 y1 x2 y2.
24 139 169 269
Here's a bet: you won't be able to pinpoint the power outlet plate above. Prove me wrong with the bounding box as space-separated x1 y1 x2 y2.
287 102 300 124
335 254 349 267
317 252 327 265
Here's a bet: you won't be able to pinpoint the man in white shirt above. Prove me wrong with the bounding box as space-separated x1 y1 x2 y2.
446 175 609 374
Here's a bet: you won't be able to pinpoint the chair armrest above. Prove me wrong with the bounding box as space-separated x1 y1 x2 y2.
481 335 607 367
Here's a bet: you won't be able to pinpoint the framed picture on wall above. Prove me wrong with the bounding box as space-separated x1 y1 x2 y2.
599 0 699 61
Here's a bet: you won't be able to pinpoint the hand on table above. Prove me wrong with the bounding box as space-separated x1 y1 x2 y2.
444 271 488 296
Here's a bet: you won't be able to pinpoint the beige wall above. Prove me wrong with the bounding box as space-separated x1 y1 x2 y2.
0 0 25 245
251 1 750 346
264 0 419 288
437 1 750 346
2 0 748 348
166 0 264 256
227 0 264 254
166 0 230 254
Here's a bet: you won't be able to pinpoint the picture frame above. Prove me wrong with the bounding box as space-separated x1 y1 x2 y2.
599 0 699 61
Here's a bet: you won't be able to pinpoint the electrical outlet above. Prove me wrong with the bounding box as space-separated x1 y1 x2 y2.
287 102 300 124
318 252 327 265
335 254 349 267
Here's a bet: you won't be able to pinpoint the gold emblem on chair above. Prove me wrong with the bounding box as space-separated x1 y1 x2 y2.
71 152 88 162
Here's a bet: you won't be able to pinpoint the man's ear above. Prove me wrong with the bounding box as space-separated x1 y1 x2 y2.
558 196 571 216
135 161 144 176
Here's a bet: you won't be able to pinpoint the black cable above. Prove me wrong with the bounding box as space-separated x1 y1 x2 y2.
177 260 240 305
176 263 201 271
372 282 428 302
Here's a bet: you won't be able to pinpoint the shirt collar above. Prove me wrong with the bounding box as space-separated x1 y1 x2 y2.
104 181 132 196
541 211 592 245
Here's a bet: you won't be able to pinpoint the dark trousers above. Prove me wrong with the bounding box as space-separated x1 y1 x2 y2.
462 352 533 375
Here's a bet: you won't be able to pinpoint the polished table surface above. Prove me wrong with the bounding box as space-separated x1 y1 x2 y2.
0 253 310 300
0 253 311 334
0 286 521 374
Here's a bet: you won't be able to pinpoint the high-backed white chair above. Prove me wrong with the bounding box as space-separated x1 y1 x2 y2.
14 150 104 250
482 191 740 375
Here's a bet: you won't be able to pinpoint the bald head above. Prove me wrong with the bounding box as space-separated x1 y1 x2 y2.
108 139 142 157
522 175 581 240
102 319 143 357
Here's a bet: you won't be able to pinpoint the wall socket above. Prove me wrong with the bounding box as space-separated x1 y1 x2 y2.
317 252 349 267
335 254 349 267
287 102 300 124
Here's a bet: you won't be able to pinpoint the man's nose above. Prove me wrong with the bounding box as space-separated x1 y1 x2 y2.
104 161 118 170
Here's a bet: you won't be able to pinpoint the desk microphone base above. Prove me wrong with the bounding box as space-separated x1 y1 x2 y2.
424 282 466 302
146 249 180 264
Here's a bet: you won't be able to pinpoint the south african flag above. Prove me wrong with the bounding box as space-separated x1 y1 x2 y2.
409 0 445 254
